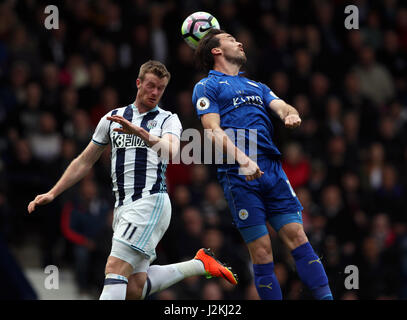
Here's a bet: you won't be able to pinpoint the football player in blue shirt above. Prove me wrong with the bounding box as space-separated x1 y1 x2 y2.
192 29 333 300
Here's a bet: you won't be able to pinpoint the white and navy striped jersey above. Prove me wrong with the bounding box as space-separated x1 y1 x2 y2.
92 103 182 207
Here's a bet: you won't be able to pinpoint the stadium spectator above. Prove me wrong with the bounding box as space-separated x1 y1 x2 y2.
362 142 386 191
353 45 395 107
202 280 224 300
28 112 62 164
60 178 112 297
176 207 205 260
282 142 310 189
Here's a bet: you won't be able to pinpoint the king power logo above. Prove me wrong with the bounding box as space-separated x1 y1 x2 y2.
233 95 263 108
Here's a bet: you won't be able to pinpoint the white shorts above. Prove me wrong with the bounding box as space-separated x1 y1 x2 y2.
109 192 171 272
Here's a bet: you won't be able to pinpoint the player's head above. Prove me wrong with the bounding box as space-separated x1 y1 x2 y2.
195 29 246 73
136 60 171 109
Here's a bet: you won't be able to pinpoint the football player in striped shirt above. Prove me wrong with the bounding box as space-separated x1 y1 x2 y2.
28 60 237 300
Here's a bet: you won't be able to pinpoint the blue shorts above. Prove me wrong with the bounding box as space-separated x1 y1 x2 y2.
217 156 303 243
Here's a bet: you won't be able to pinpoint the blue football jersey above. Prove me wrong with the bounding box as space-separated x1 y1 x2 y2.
192 70 281 159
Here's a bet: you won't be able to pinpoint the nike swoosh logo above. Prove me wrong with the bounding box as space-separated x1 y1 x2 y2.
199 25 214 32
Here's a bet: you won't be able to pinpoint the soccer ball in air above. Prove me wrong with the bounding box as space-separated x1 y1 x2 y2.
181 12 220 49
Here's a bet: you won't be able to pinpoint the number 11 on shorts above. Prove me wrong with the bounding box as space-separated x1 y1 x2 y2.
122 223 137 241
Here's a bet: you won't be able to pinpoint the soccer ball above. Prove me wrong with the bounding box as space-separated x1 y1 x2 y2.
181 12 220 49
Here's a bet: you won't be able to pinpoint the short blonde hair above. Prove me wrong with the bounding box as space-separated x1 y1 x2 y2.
138 60 171 82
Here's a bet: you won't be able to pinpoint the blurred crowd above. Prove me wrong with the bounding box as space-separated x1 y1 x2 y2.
1 0 407 300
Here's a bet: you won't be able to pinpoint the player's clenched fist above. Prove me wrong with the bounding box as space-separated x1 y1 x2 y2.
284 114 301 128
27 193 55 214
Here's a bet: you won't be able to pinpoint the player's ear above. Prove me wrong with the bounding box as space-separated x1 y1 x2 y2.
211 47 222 56
136 78 141 88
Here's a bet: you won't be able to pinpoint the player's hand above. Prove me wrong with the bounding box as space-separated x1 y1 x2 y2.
107 115 142 136
240 158 264 181
27 193 55 214
284 114 301 128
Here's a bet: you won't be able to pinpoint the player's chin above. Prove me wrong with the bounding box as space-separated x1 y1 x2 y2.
146 101 157 108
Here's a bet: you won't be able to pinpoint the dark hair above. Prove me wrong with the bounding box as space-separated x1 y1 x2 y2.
195 29 226 73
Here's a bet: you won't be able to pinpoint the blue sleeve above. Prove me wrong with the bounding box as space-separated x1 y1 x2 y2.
192 79 220 117
260 82 280 107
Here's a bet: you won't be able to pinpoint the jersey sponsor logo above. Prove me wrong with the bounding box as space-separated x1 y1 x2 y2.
238 209 249 220
219 80 230 85
112 132 147 149
196 97 210 111
233 95 263 108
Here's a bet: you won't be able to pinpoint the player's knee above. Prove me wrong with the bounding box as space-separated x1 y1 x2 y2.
247 234 274 264
279 223 308 250
105 259 117 275
104 256 132 277
250 245 273 264
290 227 308 249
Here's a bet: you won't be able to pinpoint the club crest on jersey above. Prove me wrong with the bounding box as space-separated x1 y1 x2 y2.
238 209 249 220
196 97 210 111
146 119 157 130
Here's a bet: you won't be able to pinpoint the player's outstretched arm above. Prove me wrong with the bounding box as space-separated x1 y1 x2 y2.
201 113 264 181
27 141 106 214
269 99 301 129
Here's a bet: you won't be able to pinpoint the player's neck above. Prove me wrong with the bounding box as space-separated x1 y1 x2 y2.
133 100 155 114
213 61 241 76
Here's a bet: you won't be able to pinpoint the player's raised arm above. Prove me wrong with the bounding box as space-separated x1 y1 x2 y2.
27 141 106 214
269 99 302 129
200 112 263 181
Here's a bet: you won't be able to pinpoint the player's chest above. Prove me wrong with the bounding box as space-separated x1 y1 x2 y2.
216 79 264 109
109 116 162 149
